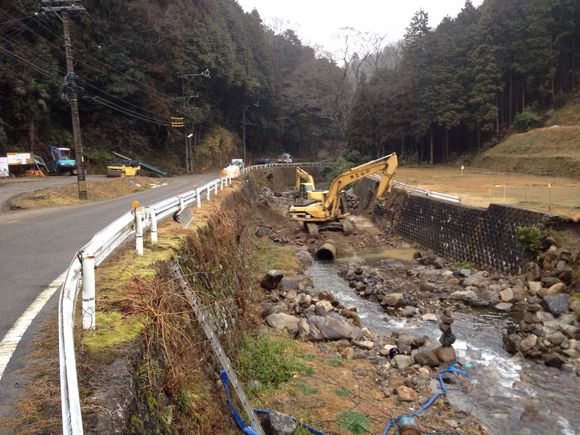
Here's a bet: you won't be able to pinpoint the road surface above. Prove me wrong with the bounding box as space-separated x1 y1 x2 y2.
0 172 218 417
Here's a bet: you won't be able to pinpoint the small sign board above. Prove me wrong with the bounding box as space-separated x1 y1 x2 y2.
6 152 32 165
173 206 193 229
0 157 8 177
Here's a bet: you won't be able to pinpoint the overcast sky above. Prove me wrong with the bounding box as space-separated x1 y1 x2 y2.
236 0 483 57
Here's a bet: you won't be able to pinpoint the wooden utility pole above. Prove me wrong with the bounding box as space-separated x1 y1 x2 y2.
42 0 87 199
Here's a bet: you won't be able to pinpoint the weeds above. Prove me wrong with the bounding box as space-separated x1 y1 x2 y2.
337 411 371 434
297 382 319 395
516 225 544 256
328 356 345 367
335 387 352 397
237 335 306 389
448 261 475 270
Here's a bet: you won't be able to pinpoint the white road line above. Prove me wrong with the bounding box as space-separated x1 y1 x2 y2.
0 272 66 381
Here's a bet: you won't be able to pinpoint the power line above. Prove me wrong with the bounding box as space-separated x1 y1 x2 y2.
87 96 170 126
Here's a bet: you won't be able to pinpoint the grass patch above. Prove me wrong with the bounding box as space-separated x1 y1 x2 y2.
237 335 307 391
8 176 161 209
448 261 475 270
337 411 371 434
328 356 345 367
254 237 301 273
334 387 352 397
82 311 145 359
297 382 319 395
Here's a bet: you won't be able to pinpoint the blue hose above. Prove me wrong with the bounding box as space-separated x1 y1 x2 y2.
381 360 470 434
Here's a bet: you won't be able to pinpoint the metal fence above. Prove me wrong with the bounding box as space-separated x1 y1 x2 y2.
487 184 580 212
57 162 321 434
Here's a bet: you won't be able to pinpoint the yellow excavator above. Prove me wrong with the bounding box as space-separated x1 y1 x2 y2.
295 167 325 200
289 153 398 235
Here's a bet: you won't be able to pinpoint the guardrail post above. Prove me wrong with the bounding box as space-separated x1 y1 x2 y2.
196 188 201 208
149 207 158 244
82 253 96 330
207 185 211 200
135 206 144 256
220 177 224 190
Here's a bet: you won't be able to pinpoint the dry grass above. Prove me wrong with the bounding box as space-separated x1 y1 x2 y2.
396 166 580 220
9 176 163 209
472 126 580 179
0 315 62 434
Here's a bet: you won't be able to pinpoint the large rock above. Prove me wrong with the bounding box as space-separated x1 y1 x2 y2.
544 353 566 368
463 272 488 288
499 288 514 303
433 346 456 363
280 277 299 291
396 386 417 402
450 290 478 303
546 283 566 296
422 313 438 322
527 281 543 295
519 334 538 353
263 411 297 435
382 293 405 308
295 250 313 266
266 313 300 331
413 350 440 367
315 300 334 315
261 270 284 290
391 354 414 369
543 294 570 316
307 315 357 340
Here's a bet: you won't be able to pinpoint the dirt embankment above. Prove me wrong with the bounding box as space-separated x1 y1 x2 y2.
8 176 164 209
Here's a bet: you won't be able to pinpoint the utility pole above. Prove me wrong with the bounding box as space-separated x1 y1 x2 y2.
42 0 87 199
180 69 210 173
241 102 259 166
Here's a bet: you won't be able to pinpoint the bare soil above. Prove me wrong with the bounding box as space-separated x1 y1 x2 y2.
396 166 580 220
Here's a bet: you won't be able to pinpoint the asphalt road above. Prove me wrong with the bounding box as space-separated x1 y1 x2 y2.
0 172 218 416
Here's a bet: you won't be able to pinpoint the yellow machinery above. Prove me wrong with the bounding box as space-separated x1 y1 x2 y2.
295 167 325 200
289 153 398 235
107 159 142 177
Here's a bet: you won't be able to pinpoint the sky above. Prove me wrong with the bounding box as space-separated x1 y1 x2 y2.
236 0 483 57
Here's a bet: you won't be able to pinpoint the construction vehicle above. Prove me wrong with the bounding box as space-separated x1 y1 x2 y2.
47 145 76 175
107 151 168 177
295 167 325 200
107 159 141 177
288 153 398 235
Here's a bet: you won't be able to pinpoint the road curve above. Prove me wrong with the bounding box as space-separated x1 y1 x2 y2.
0 172 218 416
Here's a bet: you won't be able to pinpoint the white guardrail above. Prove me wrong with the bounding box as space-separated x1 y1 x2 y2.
57 162 320 434
367 173 461 204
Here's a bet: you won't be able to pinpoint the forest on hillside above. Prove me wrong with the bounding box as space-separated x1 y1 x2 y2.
1 0 579 172
348 0 580 164
0 0 350 171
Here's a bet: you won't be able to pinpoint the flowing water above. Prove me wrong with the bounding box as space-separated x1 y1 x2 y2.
308 259 580 435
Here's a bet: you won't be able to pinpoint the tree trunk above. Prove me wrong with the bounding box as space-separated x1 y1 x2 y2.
429 126 434 165
444 127 449 163
509 71 513 124
477 125 481 150
400 136 405 159
29 119 35 156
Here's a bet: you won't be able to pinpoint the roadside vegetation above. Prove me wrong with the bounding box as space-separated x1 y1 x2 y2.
8 176 162 210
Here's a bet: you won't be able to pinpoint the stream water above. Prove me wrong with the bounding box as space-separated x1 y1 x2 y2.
308 259 580 435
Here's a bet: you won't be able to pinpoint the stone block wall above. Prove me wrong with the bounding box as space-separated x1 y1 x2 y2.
395 193 553 273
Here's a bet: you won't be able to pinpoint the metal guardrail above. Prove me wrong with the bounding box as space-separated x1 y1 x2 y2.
57 162 322 434
364 174 461 204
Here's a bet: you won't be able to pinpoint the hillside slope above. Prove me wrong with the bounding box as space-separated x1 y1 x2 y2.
473 96 580 179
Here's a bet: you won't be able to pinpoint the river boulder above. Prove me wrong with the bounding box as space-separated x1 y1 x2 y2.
266 313 300 332
381 293 405 308
306 314 357 340
261 270 284 290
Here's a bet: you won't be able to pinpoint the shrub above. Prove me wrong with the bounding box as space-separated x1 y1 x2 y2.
516 225 544 256
337 411 370 434
512 110 541 132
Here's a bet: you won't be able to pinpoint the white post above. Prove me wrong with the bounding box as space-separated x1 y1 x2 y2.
135 206 144 256
149 207 158 243
82 254 96 330
207 185 211 200
196 188 202 208
179 194 185 210
220 177 224 190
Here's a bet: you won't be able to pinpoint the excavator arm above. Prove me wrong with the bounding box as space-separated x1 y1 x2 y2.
295 167 315 191
324 153 398 217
